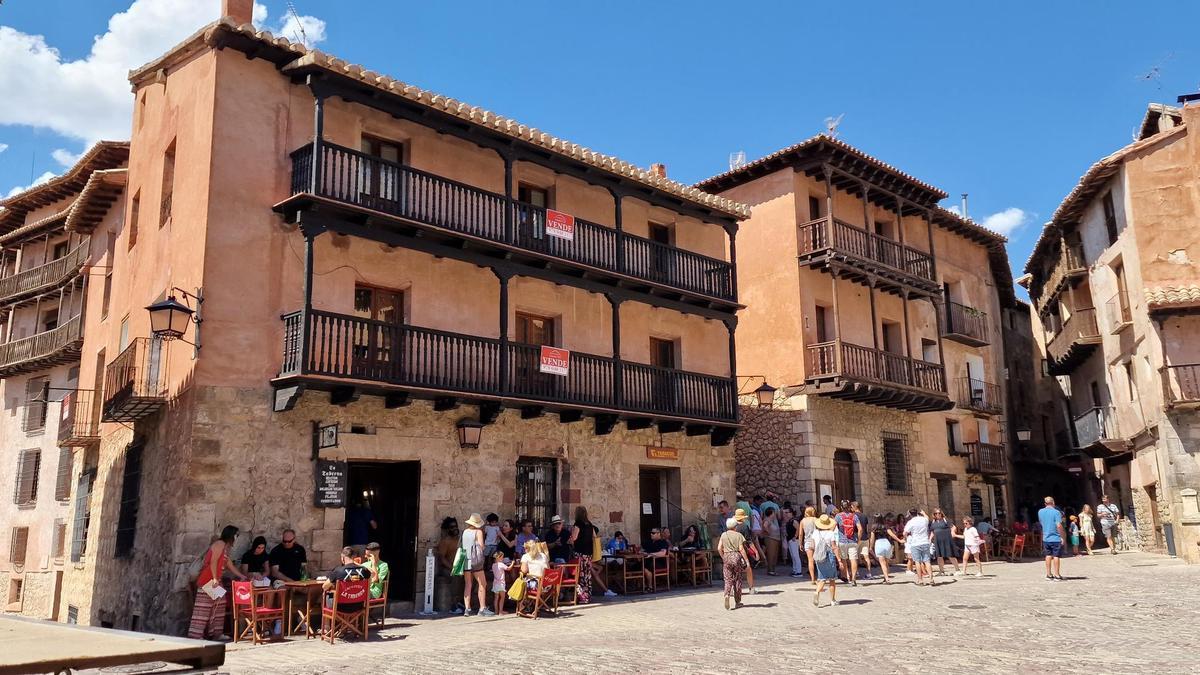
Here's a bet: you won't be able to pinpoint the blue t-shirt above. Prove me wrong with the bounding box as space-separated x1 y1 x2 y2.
835 512 861 544
1038 507 1064 543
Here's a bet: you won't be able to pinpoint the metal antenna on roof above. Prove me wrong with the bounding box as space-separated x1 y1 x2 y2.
729 151 746 171
824 114 844 139
286 1 310 47
1136 52 1174 90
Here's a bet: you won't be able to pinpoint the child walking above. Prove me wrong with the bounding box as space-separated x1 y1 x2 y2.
955 516 985 577
1069 515 1081 555
490 552 511 616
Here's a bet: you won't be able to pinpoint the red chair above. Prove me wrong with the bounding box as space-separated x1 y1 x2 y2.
231 581 284 645
557 563 579 606
368 577 389 627
517 568 563 619
1006 535 1026 562
321 579 370 644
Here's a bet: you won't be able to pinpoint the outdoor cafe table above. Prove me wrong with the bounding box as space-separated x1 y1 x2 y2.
283 580 325 638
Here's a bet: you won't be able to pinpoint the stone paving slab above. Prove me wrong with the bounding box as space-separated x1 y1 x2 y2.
83 552 1200 674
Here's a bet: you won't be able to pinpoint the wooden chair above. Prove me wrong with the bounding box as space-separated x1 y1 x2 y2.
231 582 284 645
320 580 370 644
676 550 712 587
621 553 647 594
368 577 389 627
556 563 579 606
649 554 671 592
517 568 563 619
1006 534 1025 562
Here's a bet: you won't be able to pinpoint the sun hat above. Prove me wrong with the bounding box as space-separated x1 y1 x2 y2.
733 508 748 523
815 514 836 530
550 515 564 525
465 513 483 528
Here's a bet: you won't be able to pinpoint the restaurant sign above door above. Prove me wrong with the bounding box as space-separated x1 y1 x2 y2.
539 346 570 376
544 209 575 241
314 459 348 508
646 446 680 460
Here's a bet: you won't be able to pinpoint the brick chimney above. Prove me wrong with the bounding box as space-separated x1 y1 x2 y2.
223 0 255 25
650 163 668 179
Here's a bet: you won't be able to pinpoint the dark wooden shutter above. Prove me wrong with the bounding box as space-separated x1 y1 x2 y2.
52 518 67 559
10 527 29 566
13 449 40 505
55 447 73 501
22 378 47 432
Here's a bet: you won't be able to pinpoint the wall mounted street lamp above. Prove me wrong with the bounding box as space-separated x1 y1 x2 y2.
456 418 484 449
1016 429 1032 442
737 376 777 408
146 287 203 353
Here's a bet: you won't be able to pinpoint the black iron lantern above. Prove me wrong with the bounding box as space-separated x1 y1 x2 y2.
754 382 777 408
146 295 194 341
456 418 484 449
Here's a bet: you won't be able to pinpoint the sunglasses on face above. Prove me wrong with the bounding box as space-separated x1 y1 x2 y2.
283 538 295 544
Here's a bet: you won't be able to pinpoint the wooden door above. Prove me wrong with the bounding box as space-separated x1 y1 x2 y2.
360 136 404 205
353 286 405 380
639 468 662 549
833 450 855 503
515 312 556 395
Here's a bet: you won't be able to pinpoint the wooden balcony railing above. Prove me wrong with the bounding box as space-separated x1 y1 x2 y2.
1047 307 1100 366
964 441 1006 475
956 377 1002 414
1073 406 1119 448
291 143 735 302
806 340 946 394
0 314 83 377
942 300 989 346
281 309 737 424
58 389 101 447
1162 364 1200 407
0 238 89 303
1034 244 1086 309
102 337 168 422
797 216 935 284
1106 290 1132 332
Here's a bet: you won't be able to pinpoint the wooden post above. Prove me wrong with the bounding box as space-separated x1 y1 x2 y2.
310 88 326 195
607 294 623 408
861 181 871 230
503 152 514 243
727 226 738 299
725 317 739 422
823 164 835 243
925 208 938 281
830 268 842 374
497 269 511 395
612 190 624 273
42 232 51 265
896 197 906 247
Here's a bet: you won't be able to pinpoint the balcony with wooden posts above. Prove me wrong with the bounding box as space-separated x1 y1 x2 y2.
1046 307 1101 375
0 238 89 306
1072 405 1129 457
58 389 101 447
0 315 83 378
1033 243 1086 310
941 300 989 347
964 441 1006 475
280 144 736 311
1162 364 1200 408
1106 290 1132 333
273 309 738 443
803 339 952 412
796 216 940 297
955 376 1002 415
102 338 168 422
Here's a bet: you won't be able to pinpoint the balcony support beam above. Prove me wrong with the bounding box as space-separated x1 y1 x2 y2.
830 267 843 374
308 77 327 195
384 392 410 409
607 294 623 409
868 280 879 351
494 269 512 396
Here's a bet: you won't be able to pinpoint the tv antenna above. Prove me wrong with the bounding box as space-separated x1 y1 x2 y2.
1136 53 1174 90
286 2 310 47
729 151 746 171
824 114 845 139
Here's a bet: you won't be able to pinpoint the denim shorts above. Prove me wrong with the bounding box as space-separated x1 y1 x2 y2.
910 543 931 564
1043 541 1063 558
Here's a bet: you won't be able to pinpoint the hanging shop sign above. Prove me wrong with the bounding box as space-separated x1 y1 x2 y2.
318 423 339 449
646 446 680 461
314 459 348 508
544 209 575 241
539 346 570 376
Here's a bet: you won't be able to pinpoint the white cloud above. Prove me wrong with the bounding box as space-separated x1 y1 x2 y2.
6 171 58 198
981 207 1031 236
947 205 963 217
0 143 8 154
255 2 326 47
51 148 82 167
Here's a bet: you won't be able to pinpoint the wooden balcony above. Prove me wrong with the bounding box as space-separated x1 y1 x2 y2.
1046 307 1101 375
1034 244 1086 310
0 315 83 378
102 338 168 423
941 301 989 347
955 376 1002 415
274 310 737 441
58 389 101 447
1162 364 1200 408
1105 290 1132 333
1072 406 1128 457
796 216 939 296
964 441 1006 475
283 143 735 307
803 339 952 412
0 238 89 306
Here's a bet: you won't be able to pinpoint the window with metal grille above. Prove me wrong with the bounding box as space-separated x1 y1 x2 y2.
52 519 67 560
9 527 29 566
13 449 40 505
882 432 912 494
515 457 557 529
114 441 144 558
71 469 95 563
67 605 79 624
159 140 176 226
1102 191 1119 245
54 447 73 501
22 378 47 433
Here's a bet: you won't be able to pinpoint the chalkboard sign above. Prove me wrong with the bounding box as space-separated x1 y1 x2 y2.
315 459 348 508
970 490 984 518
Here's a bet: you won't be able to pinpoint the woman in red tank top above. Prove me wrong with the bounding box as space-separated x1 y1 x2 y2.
188 525 247 640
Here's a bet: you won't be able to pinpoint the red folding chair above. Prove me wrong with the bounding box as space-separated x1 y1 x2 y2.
517 568 563 619
321 579 370 644
557 563 579 606
368 577 389 627
231 581 284 645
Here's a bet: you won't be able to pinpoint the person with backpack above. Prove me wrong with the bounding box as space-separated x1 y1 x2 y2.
834 500 863 586
811 514 842 607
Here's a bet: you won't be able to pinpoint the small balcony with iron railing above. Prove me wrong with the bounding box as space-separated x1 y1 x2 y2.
796 216 939 296
58 389 101 447
1072 405 1127 456
941 301 989 347
964 441 1006 475
1106 290 1132 333
102 338 168 422
0 314 83 378
955 376 1002 415
283 143 735 306
0 238 89 306
1046 307 1101 375
804 339 951 412
1162 364 1200 408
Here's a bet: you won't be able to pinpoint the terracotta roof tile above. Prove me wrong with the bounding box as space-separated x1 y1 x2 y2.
65 169 128 233
0 141 130 235
1144 284 1200 311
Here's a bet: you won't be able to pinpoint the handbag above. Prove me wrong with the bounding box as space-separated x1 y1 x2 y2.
745 542 760 562
507 576 527 602
451 547 466 576
591 530 602 560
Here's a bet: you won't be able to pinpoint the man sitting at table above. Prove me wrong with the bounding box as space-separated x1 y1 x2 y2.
543 515 572 564
642 528 671 586
323 546 373 612
269 529 308 582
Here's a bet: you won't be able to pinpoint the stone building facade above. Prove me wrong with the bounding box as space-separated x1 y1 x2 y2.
1022 100 1200 561
700 137 1017 522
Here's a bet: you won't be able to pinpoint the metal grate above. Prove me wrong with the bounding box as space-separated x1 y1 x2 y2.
9 527 29 566
882 431 913 495
515 457 557 529
13 449 40 505
71 469 95 562
52 518 67 560
22 378 47 433
54 447 73 501
114 441 144 559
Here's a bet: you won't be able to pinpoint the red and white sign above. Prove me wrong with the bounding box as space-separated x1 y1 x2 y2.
539 346 570 376
544 209 575 241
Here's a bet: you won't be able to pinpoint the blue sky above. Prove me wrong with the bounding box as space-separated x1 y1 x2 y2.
2 1 1198 285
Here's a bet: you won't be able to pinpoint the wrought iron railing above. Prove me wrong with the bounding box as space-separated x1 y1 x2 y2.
942 300 989 344
797 216 935 283
964 441 1006 474
1072 406 1119 448
1106 290 1132 331
102 338 168 422
1161 364 1200 406
291 143 734 301
0 238 89 303
0 315 82 374
956 376 1002 414
58 389 101 446
805 339 946 394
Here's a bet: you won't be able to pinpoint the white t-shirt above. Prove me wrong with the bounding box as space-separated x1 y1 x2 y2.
1097 503 1120 524
904 516 931 545
521 552 548 579
483 524 500 546
963 526 981 547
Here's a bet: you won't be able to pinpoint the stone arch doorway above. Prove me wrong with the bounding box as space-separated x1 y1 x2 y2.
833 449 857 503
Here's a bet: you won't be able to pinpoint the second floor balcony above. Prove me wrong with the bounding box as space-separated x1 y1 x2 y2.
0 238 89 306
941 301 989 347
804 339 951 412
102 337 168 423
1072 405 1128 456
58 388 101 447
0 314 83 378
275 309 738 437
1046 307 1101 375
964 441 1006 475
955 376 1002 415
285 143 736 307
1162 364 1200 408
797 216 939 296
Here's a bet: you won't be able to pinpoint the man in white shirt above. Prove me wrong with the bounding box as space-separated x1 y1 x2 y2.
1096 495 1121 555
903 509 934 587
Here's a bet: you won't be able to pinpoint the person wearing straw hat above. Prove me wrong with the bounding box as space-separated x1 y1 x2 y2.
731 508 759 594
462 513 492 616
718 516 751 610
811 513 842 607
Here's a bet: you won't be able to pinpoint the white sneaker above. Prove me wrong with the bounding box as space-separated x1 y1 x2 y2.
604 590 617 597
905 570 916 575
975 572 983 578
954 571 964 576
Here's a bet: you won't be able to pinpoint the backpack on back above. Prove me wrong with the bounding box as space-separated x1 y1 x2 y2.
838 512 857 540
